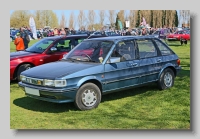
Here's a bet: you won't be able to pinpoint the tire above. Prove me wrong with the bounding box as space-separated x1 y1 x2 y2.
74 83 101 111
157 68 175 90
184 40 187 44
17 64 32 81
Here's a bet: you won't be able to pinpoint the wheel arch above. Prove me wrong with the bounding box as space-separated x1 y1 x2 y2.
158 65 177 79
13 62 35 79
77 76 103 94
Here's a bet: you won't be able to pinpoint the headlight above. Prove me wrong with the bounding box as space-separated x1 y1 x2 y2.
54 80 67 87
44 79 67 87
20 75 26 81
44 79 54 86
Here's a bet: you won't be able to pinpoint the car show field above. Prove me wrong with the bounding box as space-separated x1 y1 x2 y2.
10 39 190 129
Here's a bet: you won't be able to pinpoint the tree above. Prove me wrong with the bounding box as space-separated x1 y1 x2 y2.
59 12 67 29
98 10 106 26
179 10 190 26
128 10 135 28
10 10 31 28
108 10 116 27
87 10 96 30
68 11 76 29
118 10 125 28
174 10 179 27
77 10 86 30
34 10 43 29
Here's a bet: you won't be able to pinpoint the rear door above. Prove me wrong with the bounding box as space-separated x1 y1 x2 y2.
136 39 162 84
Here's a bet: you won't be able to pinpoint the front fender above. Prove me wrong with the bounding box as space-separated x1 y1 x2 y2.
77 76 101 87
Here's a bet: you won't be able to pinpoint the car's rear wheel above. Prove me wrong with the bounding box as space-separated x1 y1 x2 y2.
17 64 32 81
157 68 175 90
74 83 101 111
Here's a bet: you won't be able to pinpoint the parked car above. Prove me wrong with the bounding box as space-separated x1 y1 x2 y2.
10 29 19 41
10 34 106 81
166 30 190 45
18 36 181 110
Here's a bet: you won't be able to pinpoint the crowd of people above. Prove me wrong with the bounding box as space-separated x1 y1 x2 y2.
13 25 189 51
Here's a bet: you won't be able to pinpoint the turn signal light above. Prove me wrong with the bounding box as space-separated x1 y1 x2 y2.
177 59 180 66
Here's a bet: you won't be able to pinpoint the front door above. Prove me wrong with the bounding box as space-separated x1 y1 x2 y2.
103 40 140 93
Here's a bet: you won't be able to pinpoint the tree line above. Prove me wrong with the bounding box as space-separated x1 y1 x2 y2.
10 10 190 30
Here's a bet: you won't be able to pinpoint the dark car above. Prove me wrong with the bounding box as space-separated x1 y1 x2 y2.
18 36 181 110
10 34 106 81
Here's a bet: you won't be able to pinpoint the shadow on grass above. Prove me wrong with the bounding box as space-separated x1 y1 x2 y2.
13 83 158 113
13 97 77 113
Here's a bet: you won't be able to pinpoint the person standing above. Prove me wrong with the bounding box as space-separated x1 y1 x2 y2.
60 28 66 35
14 33 25 51
19 27 30 49
125 28 132 36
53 27 59 36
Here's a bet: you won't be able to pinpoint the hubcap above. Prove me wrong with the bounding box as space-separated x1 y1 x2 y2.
82 89 97 107
164 72 172 87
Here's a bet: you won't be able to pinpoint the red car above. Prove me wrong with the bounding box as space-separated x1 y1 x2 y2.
166 30 190 45
10 34 106 81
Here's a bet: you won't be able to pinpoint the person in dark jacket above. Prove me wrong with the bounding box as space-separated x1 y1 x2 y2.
125 28 132 36
19 27 30 49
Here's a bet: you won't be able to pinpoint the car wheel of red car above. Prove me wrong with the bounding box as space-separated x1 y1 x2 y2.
157 68 175 90
74 83 101 111
17 64 32 81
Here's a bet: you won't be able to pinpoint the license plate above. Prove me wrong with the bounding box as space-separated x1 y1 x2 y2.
25 87 40 96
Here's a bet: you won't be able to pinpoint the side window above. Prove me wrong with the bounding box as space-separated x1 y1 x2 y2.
74 38 85 46
55 39 72 52
136 39 157 58
154 39 173 55
111 40 135 61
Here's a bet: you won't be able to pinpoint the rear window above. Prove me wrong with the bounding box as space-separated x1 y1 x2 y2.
154 39 173 55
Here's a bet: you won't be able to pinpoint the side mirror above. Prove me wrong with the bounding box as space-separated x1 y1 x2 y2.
50 47 57 52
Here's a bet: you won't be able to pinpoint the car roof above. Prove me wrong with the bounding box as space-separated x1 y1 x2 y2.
85 35 158 42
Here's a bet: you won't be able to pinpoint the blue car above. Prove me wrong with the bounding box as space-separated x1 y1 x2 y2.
18 36 181 110
10 29 19 41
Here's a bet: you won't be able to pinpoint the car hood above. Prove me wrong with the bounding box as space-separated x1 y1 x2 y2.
10 51 38 59
21 61 99 79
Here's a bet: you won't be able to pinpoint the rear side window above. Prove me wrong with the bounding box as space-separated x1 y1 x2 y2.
74 38 85 46
154 40 173 55
136 39 157 59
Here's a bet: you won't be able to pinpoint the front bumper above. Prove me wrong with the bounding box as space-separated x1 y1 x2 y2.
10 65 16 80
166 38 179 41
18 82 78 103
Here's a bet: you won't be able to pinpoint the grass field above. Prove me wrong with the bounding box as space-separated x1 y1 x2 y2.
10 39 190 129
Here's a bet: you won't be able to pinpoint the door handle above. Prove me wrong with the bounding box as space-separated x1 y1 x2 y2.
157 59 161 62
131 63 138 66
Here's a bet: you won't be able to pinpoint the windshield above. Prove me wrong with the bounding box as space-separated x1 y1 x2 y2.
63 40 113 63
25 38 55 53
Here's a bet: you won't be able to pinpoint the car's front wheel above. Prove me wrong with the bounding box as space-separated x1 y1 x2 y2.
17 64 32 81
75 83 101 111
157 68 175 90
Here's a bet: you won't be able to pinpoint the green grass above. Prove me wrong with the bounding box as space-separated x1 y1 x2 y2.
10 40 190 129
